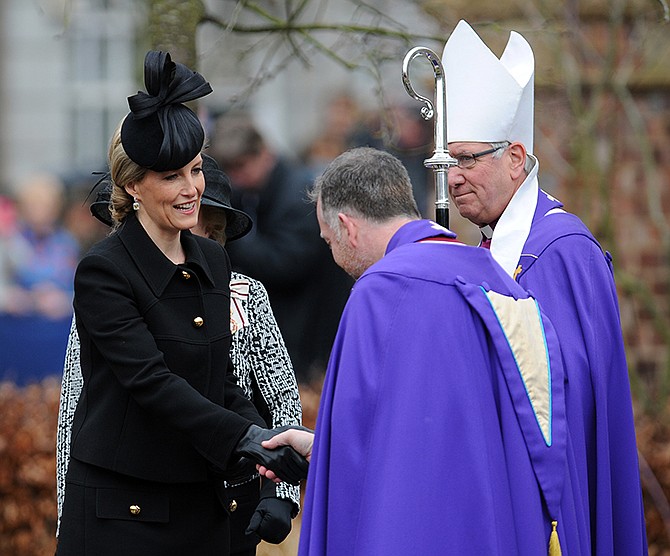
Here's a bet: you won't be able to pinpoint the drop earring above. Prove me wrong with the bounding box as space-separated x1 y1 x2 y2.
133 198 140 211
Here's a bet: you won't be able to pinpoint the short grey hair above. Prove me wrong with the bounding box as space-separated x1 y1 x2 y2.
490 141 510 159
490 141 533 174
310 147 420 235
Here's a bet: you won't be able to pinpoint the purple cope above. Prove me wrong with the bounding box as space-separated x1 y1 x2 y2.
515 190 648 555
298 219 590 555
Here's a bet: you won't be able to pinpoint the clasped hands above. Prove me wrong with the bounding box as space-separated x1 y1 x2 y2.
234 424 313 485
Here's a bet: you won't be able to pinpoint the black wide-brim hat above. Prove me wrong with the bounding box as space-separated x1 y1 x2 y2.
120 51 212 171
200 154 253 241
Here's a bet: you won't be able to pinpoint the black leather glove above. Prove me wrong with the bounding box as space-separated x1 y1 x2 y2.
234 425 309 485
219 455 256 484
245 495 294 544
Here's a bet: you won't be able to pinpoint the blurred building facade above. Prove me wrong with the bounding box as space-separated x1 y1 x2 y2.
0 0 139 191
0 0 435 190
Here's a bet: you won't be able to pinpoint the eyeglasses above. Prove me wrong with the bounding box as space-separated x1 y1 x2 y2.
452 144 509 169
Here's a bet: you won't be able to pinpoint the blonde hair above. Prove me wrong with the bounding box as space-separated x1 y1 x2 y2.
108 120 148 228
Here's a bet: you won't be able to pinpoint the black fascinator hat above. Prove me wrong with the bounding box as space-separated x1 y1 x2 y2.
89 176 113 227
200 154 253 241
120 51 212 171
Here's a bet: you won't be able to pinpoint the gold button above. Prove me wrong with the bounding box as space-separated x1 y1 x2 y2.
228 500 238 512
193 316 204 328
182 270 191 280
129 505 141 516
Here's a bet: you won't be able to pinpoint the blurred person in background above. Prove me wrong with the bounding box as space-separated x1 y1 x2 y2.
57 154 303 554
301 92 366 174
0 173 79 384
359 102 433 217
0 194 17 320
209 111 353 386
302 95 433 217
382 103 433 217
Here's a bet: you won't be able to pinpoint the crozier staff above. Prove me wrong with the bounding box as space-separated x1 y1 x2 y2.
56 51 307 556
402 46 457 228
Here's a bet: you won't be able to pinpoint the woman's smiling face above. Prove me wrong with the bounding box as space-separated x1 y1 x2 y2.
127 154 205 235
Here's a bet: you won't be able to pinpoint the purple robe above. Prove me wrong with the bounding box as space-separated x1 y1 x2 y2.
299 220 584 555
515 190 648 555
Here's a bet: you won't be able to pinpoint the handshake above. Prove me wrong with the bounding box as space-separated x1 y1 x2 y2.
233 424 315 485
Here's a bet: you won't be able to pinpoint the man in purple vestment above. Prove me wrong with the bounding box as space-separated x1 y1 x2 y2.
262 146 589 555
443 20 647 555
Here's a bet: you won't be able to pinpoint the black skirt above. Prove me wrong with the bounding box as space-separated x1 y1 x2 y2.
57 458 231 556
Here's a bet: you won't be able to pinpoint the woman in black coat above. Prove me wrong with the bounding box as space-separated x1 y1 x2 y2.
56 51 307 556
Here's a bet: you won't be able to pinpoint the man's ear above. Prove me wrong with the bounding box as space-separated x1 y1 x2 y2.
507 142 527 180
338 212 358 248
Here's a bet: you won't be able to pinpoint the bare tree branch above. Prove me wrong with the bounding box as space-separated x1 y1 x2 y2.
199 15 443 43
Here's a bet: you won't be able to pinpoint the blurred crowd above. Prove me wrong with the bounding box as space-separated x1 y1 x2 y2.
0 174 107 385
0 93 434 388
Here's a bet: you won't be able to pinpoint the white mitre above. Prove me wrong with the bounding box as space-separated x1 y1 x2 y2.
442 20 535 154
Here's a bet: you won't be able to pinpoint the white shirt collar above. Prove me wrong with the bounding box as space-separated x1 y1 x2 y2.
489 155 539 277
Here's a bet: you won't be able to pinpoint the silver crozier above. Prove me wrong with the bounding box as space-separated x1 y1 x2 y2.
401 46 457 228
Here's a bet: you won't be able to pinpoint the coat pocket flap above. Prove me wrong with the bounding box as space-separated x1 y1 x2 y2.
96 487 169 523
